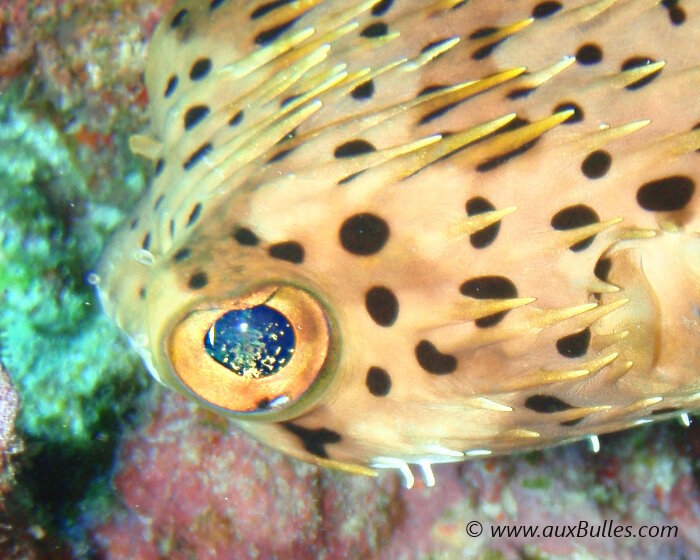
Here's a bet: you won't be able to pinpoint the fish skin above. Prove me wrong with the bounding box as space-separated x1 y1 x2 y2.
98 0 699 480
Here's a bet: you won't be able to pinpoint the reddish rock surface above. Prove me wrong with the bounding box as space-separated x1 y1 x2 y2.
90 390 402 560
0 0 176 208
0 361 19 472
0 362 71 559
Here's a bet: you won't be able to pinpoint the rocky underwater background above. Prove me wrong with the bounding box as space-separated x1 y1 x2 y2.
0 1 699 559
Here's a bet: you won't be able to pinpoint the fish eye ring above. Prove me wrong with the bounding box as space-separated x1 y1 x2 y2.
167 285 331 416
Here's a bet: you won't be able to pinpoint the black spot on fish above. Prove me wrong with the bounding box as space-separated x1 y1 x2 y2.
525 395 574 413
365 286 399 327
415 340 457 374
466 197 500 249
361 22 389 38
551 205 600 252
532 1 563 18
472 39 504 61
622 56 662 90
418 84 448 96
662 0 686 25
334 140 376 158
339 213 389 256
233 226 260 246
228 110 244 127
554 102 584 124
581 150 612 179
476 118 538 172
460 276 518 327
183 143 213 170
282 423 341 458
251 0 295 20
188 272 208 290
255 18 299 46
460 276 517 300
421 37 454 54
187 203 202 227
338 171 364 185
576 43 602 65
279 94 300 109
469 27 498 39
419 101 460 125
184 105 210 130
351 80 375 100
594 257 612 281
164 75 178 98
556 328 591 358
268 241 304 263
189 58 212 81
366 367 391 396
173 248 191 262
267 147 296 163
636 176 695 211
507 87 535 100
170 9 189 29
371 0 393 16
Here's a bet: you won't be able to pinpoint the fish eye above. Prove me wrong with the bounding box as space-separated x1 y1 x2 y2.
167 286 333 417
203 305 295 379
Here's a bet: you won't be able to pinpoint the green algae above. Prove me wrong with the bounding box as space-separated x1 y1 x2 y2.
0 84 150 520
479 551 506 560
521 475 552 490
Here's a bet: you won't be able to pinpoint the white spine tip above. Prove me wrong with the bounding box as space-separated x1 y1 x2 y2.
680 413 691 427
417 461 436 487
465 449 493 457
370 458 415 489
588 435 601 453
424 444 464 458
399 464 415 489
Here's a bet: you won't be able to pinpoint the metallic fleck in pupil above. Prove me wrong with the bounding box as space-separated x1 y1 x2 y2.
204 306 295 378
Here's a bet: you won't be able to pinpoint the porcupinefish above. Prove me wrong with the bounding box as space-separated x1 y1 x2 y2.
97 0 699 487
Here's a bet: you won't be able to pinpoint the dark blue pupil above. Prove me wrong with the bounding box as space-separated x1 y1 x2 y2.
204 306 295 377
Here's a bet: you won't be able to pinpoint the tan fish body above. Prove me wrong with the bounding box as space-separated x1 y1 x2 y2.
98 0 699 485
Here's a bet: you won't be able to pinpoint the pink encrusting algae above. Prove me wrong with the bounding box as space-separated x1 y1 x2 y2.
0 362 18 472
90 390 401 560
90 389 700 559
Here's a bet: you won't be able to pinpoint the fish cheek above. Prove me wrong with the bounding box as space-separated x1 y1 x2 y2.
165 285 335 420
